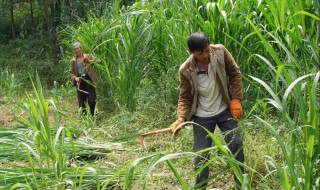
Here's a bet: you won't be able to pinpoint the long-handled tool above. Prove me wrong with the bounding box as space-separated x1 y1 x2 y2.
139 128 172 150
139 123 187 150
77 82 89 94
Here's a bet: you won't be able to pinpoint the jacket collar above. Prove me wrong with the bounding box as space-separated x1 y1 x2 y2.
187 54 196 71
188 52 215 72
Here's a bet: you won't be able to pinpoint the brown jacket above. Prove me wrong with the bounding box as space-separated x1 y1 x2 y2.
177 44 243 120
70 53 98 85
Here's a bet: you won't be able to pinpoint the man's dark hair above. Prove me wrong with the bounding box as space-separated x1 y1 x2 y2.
187 32 209 52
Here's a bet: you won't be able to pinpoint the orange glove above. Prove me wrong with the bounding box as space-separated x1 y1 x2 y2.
230 99 243 119
169 119 184 136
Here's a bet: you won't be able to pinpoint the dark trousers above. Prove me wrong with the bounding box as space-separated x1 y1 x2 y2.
77 77 96 116
192 108 244 189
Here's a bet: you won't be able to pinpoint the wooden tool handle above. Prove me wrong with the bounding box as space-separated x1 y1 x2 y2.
140 128 171 137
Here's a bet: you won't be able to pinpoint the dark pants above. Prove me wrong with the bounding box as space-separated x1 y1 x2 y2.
192 108 244 189
77 76 96 116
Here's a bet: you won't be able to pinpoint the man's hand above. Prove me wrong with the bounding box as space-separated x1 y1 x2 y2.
169 118 184 136
75 77 81 83
83 57 92 65
230 99 243 119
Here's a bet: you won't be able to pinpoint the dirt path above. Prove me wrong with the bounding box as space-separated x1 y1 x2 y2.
0 100 15 126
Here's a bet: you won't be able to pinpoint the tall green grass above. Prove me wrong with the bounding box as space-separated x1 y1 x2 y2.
17 73 76 187
245 1 320 187
251 71 319 189
61 0 320 110
0 74 125 189
60 0 190 110
0 71 23 97
57 0 319 189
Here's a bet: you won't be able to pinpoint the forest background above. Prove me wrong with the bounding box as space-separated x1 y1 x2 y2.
0 0 319 189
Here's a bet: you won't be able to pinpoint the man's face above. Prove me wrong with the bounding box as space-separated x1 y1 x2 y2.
73 46 83 56
191 45 210 64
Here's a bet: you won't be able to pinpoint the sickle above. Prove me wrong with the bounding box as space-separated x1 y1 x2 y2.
139 128 172 150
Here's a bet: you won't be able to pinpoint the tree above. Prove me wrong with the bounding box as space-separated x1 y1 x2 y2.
29 0 34 25
44 0 60 65
9 0 16 38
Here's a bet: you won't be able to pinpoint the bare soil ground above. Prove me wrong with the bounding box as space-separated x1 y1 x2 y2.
0 99 15 126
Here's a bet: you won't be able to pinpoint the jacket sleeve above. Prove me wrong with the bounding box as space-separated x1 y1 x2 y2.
177 70 193 120
223 46 243 100
84 53 101 65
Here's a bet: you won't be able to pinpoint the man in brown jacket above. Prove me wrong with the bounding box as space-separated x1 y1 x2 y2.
70 42 99 116
170 32 244 189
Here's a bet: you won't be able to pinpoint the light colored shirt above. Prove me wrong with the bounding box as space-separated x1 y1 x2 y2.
76 62 87 76
194 61 228 117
